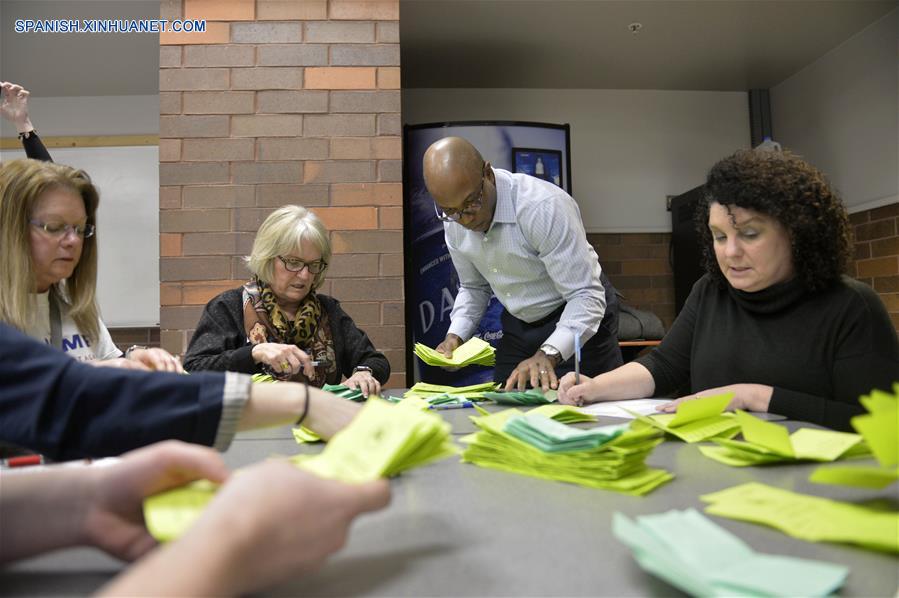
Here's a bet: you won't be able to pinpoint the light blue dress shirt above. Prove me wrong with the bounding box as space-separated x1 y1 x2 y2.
445 168 606 360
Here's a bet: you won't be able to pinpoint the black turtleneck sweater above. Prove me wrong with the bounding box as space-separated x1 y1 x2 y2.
636 274 899 431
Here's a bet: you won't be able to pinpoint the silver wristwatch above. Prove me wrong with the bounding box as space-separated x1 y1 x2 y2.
353 365 373 375
539 344 561 364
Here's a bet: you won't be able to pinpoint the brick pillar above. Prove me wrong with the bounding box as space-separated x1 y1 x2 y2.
159 0 405 387
850 203 899 333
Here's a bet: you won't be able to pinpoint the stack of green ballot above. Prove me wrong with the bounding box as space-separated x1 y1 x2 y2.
404 381 500 401
699 410 869 467
628 393 740 443
144 399 457 542
482 388 557 405
701 482 899 553
461 409 672 495
414 337 495 367
810 384 899 489
613 509 848 597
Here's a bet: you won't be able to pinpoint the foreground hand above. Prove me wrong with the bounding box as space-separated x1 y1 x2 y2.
92 358 151 371
0 82 32 130
345 371 380 397
656 384 774 414
190 462 391 595
252 342 314 378
128 348 184 373
504 351 558 392
83 441 229 562
557 371 599 406
305 388 363 440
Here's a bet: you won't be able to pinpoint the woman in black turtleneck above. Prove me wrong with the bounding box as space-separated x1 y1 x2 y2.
559 149 898 431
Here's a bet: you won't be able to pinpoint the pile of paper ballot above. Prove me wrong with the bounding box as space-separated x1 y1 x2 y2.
482 388 558 405
699 410 870 466
614 508 849 597
627 393 740 442
810 384 899 489
403 381 500 402
414 337 495 367
461 408 672 495
144 399 457 541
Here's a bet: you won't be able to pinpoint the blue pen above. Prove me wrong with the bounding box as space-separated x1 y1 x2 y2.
574 332 581 385
430 401 475 410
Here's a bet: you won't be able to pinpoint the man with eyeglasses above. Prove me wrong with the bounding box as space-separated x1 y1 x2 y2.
423 136 622 391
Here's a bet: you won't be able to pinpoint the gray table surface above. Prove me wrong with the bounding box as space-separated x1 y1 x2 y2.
2 404 897 597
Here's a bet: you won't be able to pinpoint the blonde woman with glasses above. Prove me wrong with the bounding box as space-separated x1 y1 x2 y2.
0 159 182 371
183 205 389 397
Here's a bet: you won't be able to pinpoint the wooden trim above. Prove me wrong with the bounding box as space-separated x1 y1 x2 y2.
0 135 158 150
618 340 662 347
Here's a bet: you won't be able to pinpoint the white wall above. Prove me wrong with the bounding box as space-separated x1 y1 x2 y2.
403 88 749 233
771 9 898 213
0 95 160 326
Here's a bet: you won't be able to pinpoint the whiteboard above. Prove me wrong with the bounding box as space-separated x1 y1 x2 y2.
0 145 160 326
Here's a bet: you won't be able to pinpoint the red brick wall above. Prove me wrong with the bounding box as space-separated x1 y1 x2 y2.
850 202 899 332
587 233 676 330
157 0 405 387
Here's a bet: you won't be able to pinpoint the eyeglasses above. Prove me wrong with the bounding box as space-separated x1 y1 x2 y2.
278 255 327 274
434 170 486 223
30 219 95 239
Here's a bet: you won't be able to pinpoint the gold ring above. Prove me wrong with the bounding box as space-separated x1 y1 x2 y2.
281 361 290 370
539 369 547 376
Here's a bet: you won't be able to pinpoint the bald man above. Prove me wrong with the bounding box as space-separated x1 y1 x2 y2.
423 137 622 392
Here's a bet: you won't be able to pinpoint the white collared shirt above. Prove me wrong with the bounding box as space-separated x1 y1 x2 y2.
445 168 606 360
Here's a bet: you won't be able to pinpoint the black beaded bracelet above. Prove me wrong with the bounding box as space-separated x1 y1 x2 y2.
295 381 310 427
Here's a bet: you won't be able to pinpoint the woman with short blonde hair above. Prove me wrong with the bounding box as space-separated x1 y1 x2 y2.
0 158 182 370
184 205 389 397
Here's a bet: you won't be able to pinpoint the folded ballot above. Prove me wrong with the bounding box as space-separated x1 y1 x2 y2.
527 404 597 424
613 509 848 597
810 384 899 489
461 409 672 495
145 399 457 542
699 410 869 467
404 381 500 401
483 388 558 405
414 337 495 367
627 393 740 443
701 482 899 553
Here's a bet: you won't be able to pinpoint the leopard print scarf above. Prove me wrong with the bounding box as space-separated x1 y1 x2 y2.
242 277 336 386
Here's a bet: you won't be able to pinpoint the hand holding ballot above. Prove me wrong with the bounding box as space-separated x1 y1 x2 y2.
415 336 495 368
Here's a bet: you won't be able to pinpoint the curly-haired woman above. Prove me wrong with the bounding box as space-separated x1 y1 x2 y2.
559 148 898 431
183 205 389 397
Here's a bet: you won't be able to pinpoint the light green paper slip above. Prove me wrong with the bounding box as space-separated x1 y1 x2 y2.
404 381 499 401
626 393 739 443
322 383 370 402
528 404 597 424
414 337 495 367
702 412 868 467
851 409 898 467
143 480 218 542
292 426 322 444
809 464 899 489
504 414 626 452
483 388 558 405
613 509 848 597
296 398 458 484
701 482 899 553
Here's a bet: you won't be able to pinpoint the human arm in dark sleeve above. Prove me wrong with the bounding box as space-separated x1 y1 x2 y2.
22 131 52 162
329 300 391 384
634 277 702 396
183 291 258 374
0 323 225 461
769 284 899 431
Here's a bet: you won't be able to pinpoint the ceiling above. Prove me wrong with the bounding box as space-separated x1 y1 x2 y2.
400 0 898 90
0 1 895 97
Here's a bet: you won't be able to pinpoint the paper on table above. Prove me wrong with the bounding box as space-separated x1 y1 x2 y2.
414 337 495 367
483 388 558 405
613 508 848 597
809 464 899 489
851 409 898 467
292 426 322 444
579 398 669 419
701 482 899 553
527 404 597 424
625 394 740 443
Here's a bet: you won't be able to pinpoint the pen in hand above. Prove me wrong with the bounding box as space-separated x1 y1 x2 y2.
574 332 581 386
